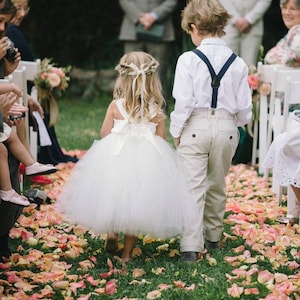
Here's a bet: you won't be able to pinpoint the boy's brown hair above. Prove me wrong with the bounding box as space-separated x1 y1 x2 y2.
181 0 231 37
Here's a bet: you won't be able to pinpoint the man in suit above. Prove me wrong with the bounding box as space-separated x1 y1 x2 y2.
220 0 272 66
119 0 178 100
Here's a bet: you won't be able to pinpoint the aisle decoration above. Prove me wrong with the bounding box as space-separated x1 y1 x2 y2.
245 64 271 142
247 64 271 121
35 58 71 126
0 161 299 299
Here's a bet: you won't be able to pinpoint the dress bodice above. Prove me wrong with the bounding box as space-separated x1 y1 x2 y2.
111 98 157 135
110 99 159 155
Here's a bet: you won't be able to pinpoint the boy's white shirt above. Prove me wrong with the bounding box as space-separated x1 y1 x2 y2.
170 37 252 138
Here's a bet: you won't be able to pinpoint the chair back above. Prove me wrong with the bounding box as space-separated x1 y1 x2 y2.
282 79 300 131
18 59 41 82
267 68 300 146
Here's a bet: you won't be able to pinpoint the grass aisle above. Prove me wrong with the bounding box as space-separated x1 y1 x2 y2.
0 96 299 299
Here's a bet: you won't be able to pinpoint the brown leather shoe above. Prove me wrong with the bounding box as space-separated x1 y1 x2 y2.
205 239 220 250
179 252 198 263
104 233 118 253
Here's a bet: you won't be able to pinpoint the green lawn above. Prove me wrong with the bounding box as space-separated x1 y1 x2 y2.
55 93 174 151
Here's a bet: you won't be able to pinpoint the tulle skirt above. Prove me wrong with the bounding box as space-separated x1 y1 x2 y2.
56 133 196 239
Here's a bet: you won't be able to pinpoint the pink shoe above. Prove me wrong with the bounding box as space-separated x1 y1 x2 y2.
25 162 57 176
0 189 30 206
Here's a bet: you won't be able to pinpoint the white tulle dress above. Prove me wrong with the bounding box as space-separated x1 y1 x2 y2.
56 99 195 239
262 132 300 188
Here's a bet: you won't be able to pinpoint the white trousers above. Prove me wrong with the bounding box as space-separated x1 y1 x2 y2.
178 109 239 252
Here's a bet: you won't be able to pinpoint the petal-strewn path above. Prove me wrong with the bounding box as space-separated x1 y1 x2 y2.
0 152 299 299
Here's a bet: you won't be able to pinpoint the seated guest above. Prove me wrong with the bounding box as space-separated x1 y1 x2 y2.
7 0 78 165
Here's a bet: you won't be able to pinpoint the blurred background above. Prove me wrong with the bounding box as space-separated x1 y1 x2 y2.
20 0 286 70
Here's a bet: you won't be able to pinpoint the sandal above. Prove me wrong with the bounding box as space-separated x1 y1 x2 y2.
0 189 30 206
104 233 119 253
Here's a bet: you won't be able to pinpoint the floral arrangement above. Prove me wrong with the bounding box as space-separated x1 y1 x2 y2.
246 65 272 137
35 58 71 94
247 65 271 101
35 58 71 126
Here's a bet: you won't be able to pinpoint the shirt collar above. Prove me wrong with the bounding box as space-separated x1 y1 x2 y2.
199 37 226 47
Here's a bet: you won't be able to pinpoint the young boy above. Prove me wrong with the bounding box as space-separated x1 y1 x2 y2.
170 0 252 263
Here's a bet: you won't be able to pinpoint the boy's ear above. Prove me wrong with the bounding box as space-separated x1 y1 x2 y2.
190 23 199 33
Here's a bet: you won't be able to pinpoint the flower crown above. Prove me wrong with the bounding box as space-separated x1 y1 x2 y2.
115 61 159 76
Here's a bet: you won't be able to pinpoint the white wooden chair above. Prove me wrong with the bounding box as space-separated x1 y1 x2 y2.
266 68 300 151
17 59 52 161
256 63 283 174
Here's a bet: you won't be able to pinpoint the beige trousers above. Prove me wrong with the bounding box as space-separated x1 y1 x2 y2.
178 109 239 252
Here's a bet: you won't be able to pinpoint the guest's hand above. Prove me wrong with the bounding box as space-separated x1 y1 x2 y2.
139 12 155 30
234 17 251 34
3 49 21 76
28 95 44 118
0 92 18 115
7 101 28 116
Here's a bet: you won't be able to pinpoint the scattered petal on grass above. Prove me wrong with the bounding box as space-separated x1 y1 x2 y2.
52 280 69 289
173 280 186 288
146 290 162 299
185 283 195 291
208 257 217 266
151 267 166 275
157 283 172 291
132 268 146 278
257 270 275 285
227 283 244 298
105 279 117 295
132 247 142 257
169 249 180 257
1 163 300 299
78 260 95 271
244 287 260 295
156 243 169 252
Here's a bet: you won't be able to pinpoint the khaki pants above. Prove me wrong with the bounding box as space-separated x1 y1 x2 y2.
178 109 239 251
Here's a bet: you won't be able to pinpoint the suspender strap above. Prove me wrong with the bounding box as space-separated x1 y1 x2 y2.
193 49 237 109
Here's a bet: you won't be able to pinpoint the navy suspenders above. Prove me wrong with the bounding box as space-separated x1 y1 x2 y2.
193 49 237 110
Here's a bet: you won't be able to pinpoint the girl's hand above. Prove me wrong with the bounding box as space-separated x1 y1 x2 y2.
174 137 180 147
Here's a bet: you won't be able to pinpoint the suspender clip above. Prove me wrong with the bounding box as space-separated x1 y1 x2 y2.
211 76 220 88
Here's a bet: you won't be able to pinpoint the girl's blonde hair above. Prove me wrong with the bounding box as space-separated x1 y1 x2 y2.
114 51 165 122
181 0 231 36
